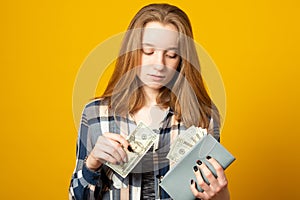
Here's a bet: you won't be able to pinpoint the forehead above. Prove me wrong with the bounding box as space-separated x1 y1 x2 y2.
142 22 179 49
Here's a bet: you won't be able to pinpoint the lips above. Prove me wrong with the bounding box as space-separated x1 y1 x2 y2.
148 74 165 81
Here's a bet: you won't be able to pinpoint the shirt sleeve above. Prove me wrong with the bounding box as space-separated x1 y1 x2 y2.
208 117 220 142
68 103 103 200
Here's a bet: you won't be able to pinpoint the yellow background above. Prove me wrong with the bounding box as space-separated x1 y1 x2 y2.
1 0 299 199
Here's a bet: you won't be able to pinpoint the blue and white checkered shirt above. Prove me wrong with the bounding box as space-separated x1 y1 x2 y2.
69 98 219 200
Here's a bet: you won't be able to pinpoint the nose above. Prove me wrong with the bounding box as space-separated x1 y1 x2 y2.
153 51 165 71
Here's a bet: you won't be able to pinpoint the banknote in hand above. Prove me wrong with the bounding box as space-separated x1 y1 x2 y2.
106 122 158 178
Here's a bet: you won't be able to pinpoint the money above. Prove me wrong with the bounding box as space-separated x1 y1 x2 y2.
167 126 207 163
106 122 158 178
167 137 193 162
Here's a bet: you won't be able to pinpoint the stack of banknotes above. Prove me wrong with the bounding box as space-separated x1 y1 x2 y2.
166 126 207 163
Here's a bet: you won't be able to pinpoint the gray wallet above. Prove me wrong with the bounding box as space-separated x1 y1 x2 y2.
160 134 235 200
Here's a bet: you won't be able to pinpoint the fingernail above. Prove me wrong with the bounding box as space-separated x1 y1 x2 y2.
128 145 134 152
193 166 198 172
196 160 202 165
206 156 211 160
191 179 194 184
123 157 127 163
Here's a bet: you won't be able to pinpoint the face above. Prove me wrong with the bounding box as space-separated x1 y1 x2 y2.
137 22 181 91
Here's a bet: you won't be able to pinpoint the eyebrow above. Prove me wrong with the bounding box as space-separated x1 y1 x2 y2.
142 43 178 51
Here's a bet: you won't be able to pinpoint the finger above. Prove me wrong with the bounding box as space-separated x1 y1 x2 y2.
207 156 228 186
197 160 219 192
101 139 128 163
189 179 207 200
103 132 129 149
194 162 216 198
106 136 128 162
93 142 124 164
100 133 129 163
95 149 119 164
193 165 210 192
94 136 125 163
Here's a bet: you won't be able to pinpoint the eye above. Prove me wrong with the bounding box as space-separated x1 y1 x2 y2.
142 47 154 55
166 51 178 59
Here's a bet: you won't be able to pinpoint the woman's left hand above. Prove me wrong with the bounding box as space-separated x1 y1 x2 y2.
190 157 230 200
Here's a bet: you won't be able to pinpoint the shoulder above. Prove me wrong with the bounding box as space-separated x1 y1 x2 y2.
85 97 108 108
82 98 109 120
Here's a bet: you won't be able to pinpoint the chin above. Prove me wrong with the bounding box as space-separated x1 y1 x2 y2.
144 83 164 90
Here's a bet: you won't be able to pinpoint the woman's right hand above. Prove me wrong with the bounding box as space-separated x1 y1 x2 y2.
85 133 129 171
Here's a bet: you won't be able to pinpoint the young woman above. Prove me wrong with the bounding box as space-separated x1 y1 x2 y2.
69 3 230 200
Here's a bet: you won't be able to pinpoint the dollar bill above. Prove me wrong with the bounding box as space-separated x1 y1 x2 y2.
169 127 196 149
167 137 193 162
167 126 207 163
167 126 196 162
106 122 158 178
196 127 207 139
185 126 200 145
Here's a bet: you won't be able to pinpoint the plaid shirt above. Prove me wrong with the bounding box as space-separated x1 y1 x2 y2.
69 99 219 200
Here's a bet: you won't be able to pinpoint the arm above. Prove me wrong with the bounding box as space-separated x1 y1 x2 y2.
69 105 103 200
69 102 129 200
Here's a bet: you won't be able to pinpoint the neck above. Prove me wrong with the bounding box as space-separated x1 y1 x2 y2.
142 86 159 107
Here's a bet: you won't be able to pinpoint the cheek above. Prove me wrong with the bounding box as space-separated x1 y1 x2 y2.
137 67 143 78
137 66 148 79
166 69 176 78
140 55 151 66
165 59 180 79
166 58 181 70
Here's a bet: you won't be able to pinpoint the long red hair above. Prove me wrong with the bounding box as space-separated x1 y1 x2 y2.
100 3 220 129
